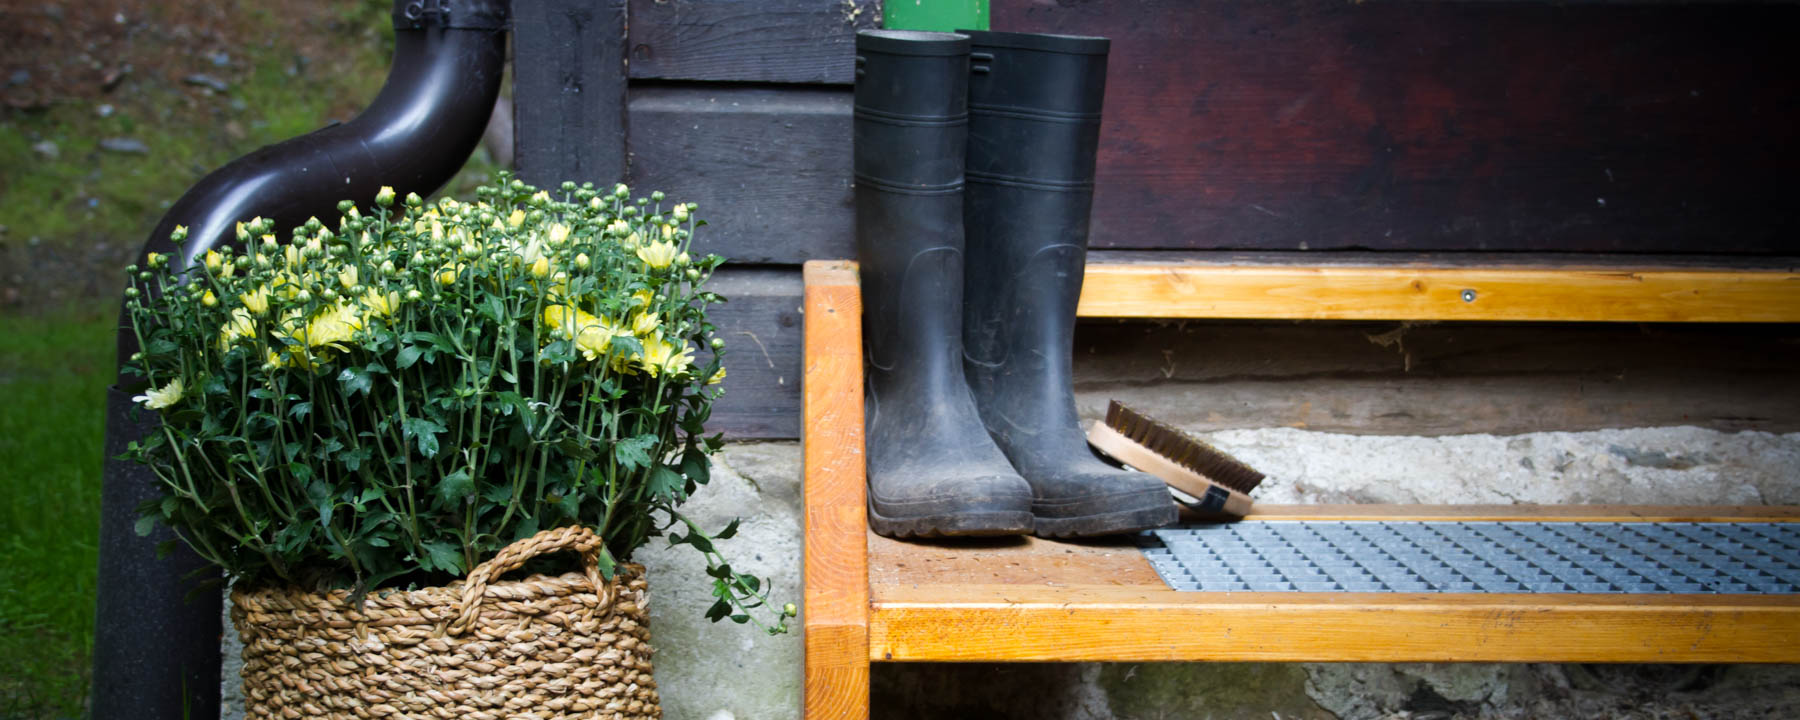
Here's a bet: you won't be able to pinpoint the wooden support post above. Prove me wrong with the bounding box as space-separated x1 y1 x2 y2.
802 261 871 720
512 0 629 188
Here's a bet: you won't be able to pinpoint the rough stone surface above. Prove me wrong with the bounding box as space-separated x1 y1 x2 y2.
635 442 804 720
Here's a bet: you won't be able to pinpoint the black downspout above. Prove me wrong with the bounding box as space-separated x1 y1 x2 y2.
92 2 508 717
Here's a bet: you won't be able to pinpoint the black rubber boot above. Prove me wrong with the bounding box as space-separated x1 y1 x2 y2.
855 30 1034 538
959 31 1177 538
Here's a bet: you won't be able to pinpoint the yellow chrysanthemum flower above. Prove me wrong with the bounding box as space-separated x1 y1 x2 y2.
360 288 400 319
217 308 257 352
543 304 619 362
629 310 660 337
508 209 525 228
338 265 359 290
547 223 570 246
241 285 271 315
636 240 678 270
706 365 727 386
638 333 694 378
134 378 184 409
204 250 224 274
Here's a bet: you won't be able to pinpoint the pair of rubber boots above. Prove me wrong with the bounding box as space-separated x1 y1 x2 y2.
855 29 1176 538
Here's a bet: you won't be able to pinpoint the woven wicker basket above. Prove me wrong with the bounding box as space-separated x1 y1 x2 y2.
230 526 660 719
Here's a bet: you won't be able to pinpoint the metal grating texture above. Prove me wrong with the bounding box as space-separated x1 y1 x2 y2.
1141 521 1800 593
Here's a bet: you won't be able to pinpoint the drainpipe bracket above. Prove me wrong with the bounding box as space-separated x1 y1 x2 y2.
394 0 510 31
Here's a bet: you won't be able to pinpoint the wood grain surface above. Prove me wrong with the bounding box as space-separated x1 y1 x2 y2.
801 261 870 720
627 0 878 84
513 0 628 188
1076 264 1800 322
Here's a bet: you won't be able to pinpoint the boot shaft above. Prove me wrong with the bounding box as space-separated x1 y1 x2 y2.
961 32 1110 416
854 30 974 388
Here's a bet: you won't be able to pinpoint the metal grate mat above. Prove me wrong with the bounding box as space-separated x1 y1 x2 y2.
1140 521 1800 593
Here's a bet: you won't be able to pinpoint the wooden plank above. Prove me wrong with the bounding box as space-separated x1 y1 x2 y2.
627 0 879 84
1234 503 1800 523
801 260 871 720
513 0 628 187
702 268 804 438
628 87 853 264
996 0 1800 254
1075 264 1800 322
868 588 1800 663
870 504 1800 590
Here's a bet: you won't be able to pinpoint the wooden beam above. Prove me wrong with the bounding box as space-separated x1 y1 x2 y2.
702 268 804 438
513 0 628 188
1076 264 1800 322
627 0 879 84
629 87 853 264
801 261 871 720
865 505 1800 664
869 588 1800 663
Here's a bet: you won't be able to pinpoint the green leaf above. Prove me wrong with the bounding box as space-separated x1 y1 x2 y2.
395 345 423 370
614 434 656 471
288 402 312 420
647 466 684 501
681 447 711 486
402 417 447 457
134 516 157 537
423 541 465 575
705 599 731 622
337 366 373 396
435 468 475 509
714 517 740 540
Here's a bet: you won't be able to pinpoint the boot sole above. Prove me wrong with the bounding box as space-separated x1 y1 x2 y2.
1033 502 1177 539
868 504 1034 538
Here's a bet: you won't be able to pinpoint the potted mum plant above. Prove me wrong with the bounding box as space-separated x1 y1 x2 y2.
120 174 790 718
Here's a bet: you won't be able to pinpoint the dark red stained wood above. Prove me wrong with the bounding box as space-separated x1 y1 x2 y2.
997 0 1800 254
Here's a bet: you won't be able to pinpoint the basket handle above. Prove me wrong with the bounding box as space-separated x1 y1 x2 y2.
449 525 610 636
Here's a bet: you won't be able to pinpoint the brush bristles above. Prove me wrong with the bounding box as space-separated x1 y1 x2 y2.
1103 401 1265 494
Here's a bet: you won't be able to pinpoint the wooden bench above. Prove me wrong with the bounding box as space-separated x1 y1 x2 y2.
799 257 1800 719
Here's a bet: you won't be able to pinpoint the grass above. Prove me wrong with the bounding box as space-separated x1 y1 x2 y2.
0 302 116 719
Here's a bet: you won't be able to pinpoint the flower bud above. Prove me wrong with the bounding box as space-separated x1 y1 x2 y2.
530 256 551 278
376 186 396 206
337 199 356 214
685 268 700 281
405 192 424 207
124 287 140 298
406 288 422 301
613 183 629 197
710 337 724 350
296 289 312 303
676 252 691 267
146 252 166 268
201 290 217 307
172 225 190 243
574 253 590 269
589 196 604 211
561 181 577 193
204 250 223 274
672 206 689 222
650 190 665 202
380 259 396 275
130 352 143 362
305 216 323 233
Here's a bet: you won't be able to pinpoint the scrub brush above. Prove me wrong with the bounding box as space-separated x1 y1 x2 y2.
1086 400 1264 517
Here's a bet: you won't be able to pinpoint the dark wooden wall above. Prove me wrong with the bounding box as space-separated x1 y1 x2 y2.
514 0 1800 439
